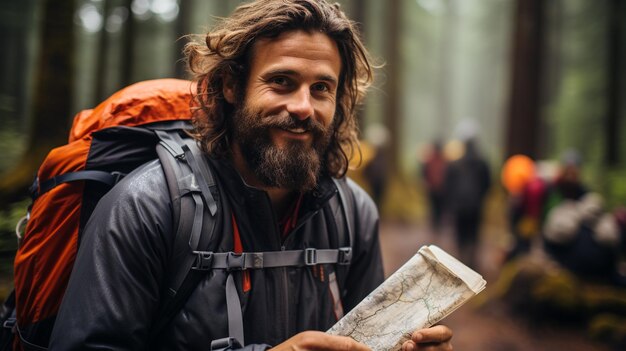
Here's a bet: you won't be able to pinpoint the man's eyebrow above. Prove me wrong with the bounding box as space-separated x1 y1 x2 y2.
317 74 338 85
264 69 338 85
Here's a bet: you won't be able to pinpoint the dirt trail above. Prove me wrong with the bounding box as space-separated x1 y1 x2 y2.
378 220 613 351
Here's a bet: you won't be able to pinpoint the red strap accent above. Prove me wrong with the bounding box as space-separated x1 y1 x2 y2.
232 193 302 292
231 214 251 292
280 194 304 238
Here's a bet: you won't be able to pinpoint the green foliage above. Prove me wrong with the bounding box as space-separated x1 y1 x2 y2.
0 199 25 297
604 168 626 209
543 0 615 176
0 122 26 174
0 198 29 243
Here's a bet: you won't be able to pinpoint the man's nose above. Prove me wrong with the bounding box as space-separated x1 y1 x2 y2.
286 87 314 120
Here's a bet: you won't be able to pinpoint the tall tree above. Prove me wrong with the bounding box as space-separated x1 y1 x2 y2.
0 0 76 205
436 0 457 137
174 0 192 79
0 1 33 127
121 0 135 86
541 0 564 155
96 0 113 101
350 0 366 32
350 0 367 128
505 0 546 159
384 0 401 172
605 0 623 166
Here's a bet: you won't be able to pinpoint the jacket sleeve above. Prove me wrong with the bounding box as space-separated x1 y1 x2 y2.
49 161 174 350
341 179 385 312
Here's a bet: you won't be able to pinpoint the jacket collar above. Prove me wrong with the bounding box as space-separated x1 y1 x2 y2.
206 157 338 214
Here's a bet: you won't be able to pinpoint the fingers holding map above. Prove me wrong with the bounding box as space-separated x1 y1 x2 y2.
327 245 486 350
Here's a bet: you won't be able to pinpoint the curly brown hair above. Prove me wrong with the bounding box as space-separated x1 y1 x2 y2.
185 0 373 178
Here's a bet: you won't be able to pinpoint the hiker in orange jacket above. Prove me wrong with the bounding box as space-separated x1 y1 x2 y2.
50 1 453 350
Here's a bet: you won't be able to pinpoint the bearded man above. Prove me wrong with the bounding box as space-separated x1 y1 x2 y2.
50 1 453 350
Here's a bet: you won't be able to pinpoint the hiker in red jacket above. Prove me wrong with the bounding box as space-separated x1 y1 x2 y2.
49 1 453 350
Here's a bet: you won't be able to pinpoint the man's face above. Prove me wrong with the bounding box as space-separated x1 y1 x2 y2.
226 30 342 191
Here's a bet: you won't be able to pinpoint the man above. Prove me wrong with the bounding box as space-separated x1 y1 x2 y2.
50 1 453 349
421 140 447 232
444 138 491 271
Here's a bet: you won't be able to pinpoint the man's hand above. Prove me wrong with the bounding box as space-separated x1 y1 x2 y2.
269 331 371 351
401 325 453 351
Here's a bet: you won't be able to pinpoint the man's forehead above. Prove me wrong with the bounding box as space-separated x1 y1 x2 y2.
249 30 342 77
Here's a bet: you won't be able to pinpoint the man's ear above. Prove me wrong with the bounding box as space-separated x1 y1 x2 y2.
222 73 236 104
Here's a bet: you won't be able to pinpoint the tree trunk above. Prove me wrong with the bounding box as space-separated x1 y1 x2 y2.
351 0 366 35
351 0 367 128
505 0 546 159
121 0 135 86
0 1 32 128
540 0 564 156
436 0 457 137
96 0 113 101
384 0 401 173
605 0 623 166
0 0 76 206
174 0 192 79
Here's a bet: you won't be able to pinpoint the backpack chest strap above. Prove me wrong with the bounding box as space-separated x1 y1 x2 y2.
192 247 352 271
201 247 352 350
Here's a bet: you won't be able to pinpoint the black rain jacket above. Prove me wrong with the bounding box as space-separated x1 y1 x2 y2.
49 157 383 350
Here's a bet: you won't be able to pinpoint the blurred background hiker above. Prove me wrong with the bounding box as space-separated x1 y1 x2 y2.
362 124 391 208
444 137 491 271
502 154 548 260
420 140 448 233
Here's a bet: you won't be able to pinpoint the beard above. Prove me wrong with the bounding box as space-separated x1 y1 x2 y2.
231 104 333 192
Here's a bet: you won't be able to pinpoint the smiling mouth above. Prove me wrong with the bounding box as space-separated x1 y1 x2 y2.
280 127 308 134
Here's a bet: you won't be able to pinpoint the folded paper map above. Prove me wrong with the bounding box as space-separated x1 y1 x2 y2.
327 245 486 350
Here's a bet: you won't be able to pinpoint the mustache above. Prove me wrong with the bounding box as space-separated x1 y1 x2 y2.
262 112 327 135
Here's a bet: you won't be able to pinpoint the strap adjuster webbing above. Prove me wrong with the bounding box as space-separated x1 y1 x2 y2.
35 170 124 199
191 248 351 271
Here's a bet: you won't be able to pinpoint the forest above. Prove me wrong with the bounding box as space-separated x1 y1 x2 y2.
1 0 626 349
0 0 625 237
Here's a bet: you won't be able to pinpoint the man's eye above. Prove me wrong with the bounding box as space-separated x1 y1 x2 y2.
312 83 330 93
270 77 289 86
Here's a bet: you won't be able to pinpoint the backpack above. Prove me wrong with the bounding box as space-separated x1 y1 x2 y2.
0 79 355 351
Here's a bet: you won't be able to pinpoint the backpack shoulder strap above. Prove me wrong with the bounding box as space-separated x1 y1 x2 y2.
328 177 355 319
149 130 219 340
188 179 358 350
332 177 355 250
149 148 357 347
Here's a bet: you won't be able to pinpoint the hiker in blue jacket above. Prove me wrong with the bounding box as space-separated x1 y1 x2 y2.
50 1 453 350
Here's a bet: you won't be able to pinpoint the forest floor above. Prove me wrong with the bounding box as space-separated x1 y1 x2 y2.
379 219 615 351
0 203 620 350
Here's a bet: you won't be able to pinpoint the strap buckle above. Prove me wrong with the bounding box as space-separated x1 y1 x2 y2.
110 171 125 184
210 337 242 351
305 248 317 266
191 251 214 270
226 252 246 271
2 317 16 330
338 247 352 265
29 177 39 199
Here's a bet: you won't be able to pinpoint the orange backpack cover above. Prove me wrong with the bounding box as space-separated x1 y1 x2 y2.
13 79 195 347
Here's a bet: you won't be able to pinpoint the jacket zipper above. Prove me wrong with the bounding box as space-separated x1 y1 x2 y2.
283 210 320 243
280 245 289 338
279 209 320 338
